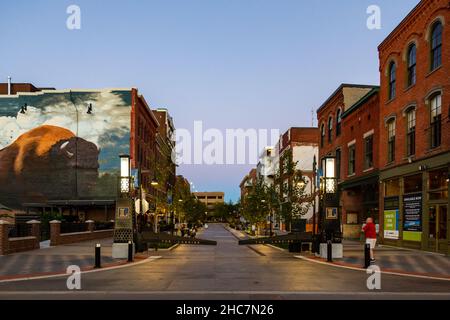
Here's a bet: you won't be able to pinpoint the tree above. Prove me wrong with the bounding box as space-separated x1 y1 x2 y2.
182 195 207 225
213 201 237 223
240 178 269 233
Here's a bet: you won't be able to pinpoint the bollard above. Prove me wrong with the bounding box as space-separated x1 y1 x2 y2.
364 243 371 268
128 241 133 262
95 243 101 268
327 240 332 262
154 242 158 252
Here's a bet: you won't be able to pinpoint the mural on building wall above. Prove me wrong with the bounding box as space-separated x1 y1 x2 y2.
0 90 131 208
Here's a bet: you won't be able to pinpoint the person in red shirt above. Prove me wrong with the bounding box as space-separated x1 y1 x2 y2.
362 217 377 262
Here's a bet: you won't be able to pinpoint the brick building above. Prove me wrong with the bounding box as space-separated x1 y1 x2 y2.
277 127 319 230
0 82 170 225
377 0 450 253
152 108 176 223
339 88 380 238
131 89 159 209
316 84 378 237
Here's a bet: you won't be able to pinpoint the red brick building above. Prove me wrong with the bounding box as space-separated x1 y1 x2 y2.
339 88 380 238
316 84 379 238
130 89 159 206
377 0 450 253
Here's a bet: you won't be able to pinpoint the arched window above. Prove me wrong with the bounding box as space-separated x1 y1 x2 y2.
336 109 342 137
388 62 396 100
320 123 325 147
387 119 396 163
327 116 333 143
406 108 416 156
430 93 442 148
407 44 416 86
431 22 442 71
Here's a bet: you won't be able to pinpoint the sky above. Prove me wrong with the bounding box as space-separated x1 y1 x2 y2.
0 0 420 202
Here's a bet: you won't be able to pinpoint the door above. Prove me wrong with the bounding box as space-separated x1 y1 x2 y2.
429 205 448 253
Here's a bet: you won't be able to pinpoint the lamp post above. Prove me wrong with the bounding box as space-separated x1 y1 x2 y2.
119 155 131 194
319 155 339 242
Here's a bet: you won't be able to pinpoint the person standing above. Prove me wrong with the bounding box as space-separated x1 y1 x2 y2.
362 217 377 262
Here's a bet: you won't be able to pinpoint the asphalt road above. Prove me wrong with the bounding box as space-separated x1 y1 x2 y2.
0 223 449 299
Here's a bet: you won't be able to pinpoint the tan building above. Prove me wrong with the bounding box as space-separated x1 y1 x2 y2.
193 192 225 213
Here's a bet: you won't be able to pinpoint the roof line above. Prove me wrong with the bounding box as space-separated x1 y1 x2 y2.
316 84 379 113
341 87 380 119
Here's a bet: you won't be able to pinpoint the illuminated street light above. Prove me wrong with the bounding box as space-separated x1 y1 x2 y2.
119 154 131 194
321 156 336 194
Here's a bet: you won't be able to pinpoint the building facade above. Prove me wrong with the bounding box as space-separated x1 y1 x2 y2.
317 84 379 238
277 127 319 230
340 88 380 239
193 192 225 216
0 82 170 224
377 0 450 254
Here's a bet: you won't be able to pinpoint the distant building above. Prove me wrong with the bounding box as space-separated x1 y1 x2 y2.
257 147 275 187
277 127 319 231
193 192 225 215
152 108 176 221
239 169 257 202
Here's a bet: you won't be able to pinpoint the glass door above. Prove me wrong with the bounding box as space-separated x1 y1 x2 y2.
429 205 448 253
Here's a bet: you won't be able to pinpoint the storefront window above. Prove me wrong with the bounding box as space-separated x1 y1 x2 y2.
404 174 422 194
429 168 449 201
385 179 400 196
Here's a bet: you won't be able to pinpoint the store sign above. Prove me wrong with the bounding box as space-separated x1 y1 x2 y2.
403 193 422 242
326 207 338 220
383 209 399 239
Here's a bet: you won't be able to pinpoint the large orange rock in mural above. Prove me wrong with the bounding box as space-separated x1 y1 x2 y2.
0 125 99 208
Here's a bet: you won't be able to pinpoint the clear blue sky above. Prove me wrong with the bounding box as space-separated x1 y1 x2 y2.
0 0 419 202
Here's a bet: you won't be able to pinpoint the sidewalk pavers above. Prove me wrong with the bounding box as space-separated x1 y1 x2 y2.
0 238 122 278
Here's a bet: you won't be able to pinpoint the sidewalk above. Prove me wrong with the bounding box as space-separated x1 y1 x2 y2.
306 240 450 279
0 238 125 279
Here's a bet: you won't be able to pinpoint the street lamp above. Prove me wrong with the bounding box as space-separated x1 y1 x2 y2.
321 156 336 194
318 155 340 245
120 154 131 194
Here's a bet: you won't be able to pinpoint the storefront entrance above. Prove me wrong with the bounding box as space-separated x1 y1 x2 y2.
428 205 448 253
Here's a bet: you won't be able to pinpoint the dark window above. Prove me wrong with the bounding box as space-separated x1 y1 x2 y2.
430 94 442 148
336 109 342 137
364 135 373 169
431 22 442 71
328 117 333 143
348 144 356 175
389 62 396 100
406 108 416 156
407 44 416 86
404 174 423 194
320 124 325 147
335 149 341 179
387 120 395 163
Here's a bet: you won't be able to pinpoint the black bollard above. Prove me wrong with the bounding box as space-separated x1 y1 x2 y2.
128 241 133 262
327 240 332 262
95 243 101 268
364 243 371 268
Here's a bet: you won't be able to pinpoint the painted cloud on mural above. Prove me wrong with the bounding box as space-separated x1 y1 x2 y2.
0 90 130 150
